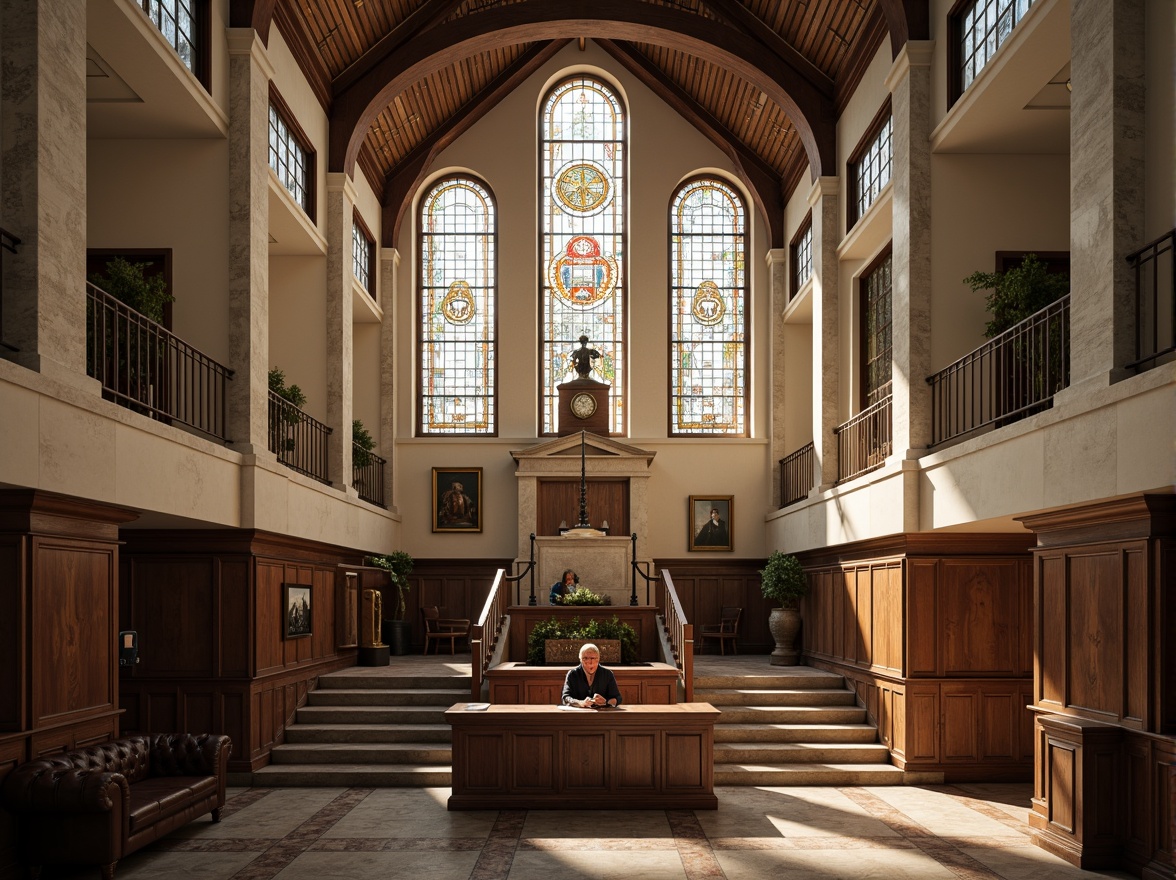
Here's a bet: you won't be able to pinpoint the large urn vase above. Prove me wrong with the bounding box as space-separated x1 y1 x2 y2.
768 604 801 666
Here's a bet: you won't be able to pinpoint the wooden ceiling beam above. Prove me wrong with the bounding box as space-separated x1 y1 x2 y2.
699 0 833 100
597 39 785 249
381 40 570 247
329 0 836 182
228 0 278 44
877 0 930 57
333 0 467 94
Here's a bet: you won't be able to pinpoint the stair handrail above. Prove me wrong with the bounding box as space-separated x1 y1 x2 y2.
660 569 693 703
470 569 507 699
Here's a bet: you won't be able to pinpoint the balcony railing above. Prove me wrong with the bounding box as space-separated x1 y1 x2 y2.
0 225 20 352
1127 228 1175 372
927 295 1070 447
779 441 815 508
834 395 892 482
353 442 386 507
86 282 232 441
268 390 331 483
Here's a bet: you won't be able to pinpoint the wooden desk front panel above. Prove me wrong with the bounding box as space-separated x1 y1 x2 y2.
447 704 719 810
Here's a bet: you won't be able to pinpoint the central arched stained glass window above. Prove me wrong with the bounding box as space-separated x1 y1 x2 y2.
419 176 496 434
670 178 748 435
540 76 625 434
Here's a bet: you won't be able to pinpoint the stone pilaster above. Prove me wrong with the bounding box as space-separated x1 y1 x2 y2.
809 176 840 489
379 247 400 510
326 173 357 491
766 247 787 499
886 41 934 460
226 29 274 453
0 0 93 387
1066 0 1145 388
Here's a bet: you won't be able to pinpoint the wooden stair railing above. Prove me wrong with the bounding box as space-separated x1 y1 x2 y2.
470 569 508 700
661 570 693 703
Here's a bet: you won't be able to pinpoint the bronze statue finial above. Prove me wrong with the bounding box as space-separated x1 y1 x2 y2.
569 335 601 379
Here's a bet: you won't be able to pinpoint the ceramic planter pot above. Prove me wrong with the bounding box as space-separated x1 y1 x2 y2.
768 605 801 666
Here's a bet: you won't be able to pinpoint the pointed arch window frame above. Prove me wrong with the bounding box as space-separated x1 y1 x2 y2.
668 175 750 437
417 174 499 437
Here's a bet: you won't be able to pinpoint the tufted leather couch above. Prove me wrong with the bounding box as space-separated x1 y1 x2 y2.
0 733 231 880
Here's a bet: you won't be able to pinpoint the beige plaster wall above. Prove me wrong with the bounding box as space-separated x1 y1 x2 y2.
270 255 328 422
837 44 893 239
87 139 232 364
353 322 381 442
391 41 773 560
928 153 1070 370
209 0 230 116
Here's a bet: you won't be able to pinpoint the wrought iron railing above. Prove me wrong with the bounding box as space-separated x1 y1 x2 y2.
1126 228 1175 372
660 570 693 703
927 295 1070 447
268 389 331 483
834 394 892 482
86 282 232 441
352 442 386 507
0 226 20 352
779 441 816 508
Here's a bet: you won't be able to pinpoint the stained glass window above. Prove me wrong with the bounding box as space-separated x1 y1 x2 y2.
540 76 625 434
670 178 748 435
419 176 496 435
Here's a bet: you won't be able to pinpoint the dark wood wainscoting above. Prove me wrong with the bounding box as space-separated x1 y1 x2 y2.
1020 494 1174 879
119 530 371 771
652 559 773 653
0 490 138 880
797 533 1036 783
408 557 513 648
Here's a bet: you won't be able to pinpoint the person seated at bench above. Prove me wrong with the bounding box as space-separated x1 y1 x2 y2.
549 569 578 605
561 643 622 708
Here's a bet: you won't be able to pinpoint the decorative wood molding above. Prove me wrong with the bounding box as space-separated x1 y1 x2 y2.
273 0 332 112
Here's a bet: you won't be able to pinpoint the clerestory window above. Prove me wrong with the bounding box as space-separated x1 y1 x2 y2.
848 103 892 229
268 88 314 219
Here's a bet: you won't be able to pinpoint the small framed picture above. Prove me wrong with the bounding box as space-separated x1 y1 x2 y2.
283 584 312 639
688 495 733 552
433 467 483 533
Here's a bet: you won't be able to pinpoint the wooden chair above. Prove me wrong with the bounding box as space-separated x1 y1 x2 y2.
421 606 470 655
697 606 742 655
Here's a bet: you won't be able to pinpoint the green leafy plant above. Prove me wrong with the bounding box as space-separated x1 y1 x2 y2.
367 550 414 620
526 615 638 665
963 254 1070 338
353 419 375 468
760 551 808 608
555 586 611 606
88 257 173 323
268 368 306 452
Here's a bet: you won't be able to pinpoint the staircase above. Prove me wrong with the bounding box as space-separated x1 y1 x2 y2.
696 665 922 785
252 669 467 787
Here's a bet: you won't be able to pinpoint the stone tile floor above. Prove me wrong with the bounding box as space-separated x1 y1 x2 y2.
32 783 1135 880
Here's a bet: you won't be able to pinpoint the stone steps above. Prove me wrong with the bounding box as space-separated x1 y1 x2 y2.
269 743 452 764
295 705 451 725
253 763 452 787
713 722 880 743
713 763 909 786
307 688 468 707
284 723 452 744
699 688 858 706
714 742 891 763
709 705 868 725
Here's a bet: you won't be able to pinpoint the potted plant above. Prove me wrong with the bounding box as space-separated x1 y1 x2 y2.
268 368 306 454
352 419 375 469
367 550 414 655
760 551 808 666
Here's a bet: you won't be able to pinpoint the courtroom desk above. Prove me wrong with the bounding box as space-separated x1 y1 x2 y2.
507 605 662 662
484 661 681 705
446 703 720 810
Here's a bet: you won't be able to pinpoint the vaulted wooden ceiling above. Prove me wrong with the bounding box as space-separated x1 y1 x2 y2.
237 0 925 246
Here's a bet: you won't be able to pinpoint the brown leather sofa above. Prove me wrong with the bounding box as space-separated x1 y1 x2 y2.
1 733 231 880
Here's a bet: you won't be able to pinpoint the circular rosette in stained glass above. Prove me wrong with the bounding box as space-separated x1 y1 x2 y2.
552 160 612 215
548 235 618 310
440 281 476 325
691 281 726 325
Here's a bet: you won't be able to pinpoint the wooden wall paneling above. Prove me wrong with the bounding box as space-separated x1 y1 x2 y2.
873 562 902 672
129 557 216 676
0 538 24 732
891 685 906 756
31 538 116 728
979 688 1016 760
219 557 251 677
1037 552 1067 708
536 480 629 536
905 682 939 762
941 559 1022 676
1123 545 1148 726
1125 737 1152 865
0 738 27 880
856 567 872 666
907 558 937 675
255 560 285 674
148 689 179 733
1018 557 1034 676
337 570 359 648
941 684 979 761
1068 550 1124 722
1160 540 1176 735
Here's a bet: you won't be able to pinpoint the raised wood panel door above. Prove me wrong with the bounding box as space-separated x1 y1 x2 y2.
941 560 1025 677
1068 551 1125 721
31 539 116 727
537 480 628 535
128 558 216 677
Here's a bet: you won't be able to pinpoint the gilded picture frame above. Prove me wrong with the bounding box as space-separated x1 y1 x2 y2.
433 467 483 533
688 495 733 552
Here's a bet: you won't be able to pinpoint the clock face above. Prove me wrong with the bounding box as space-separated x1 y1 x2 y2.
570 392 597 419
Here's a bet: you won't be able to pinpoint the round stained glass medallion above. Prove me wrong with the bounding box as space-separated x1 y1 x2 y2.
691 281 725 325
553 161 612 215
441 281 476 325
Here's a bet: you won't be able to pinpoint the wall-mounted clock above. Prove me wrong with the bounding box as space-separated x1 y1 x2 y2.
570 391 597 419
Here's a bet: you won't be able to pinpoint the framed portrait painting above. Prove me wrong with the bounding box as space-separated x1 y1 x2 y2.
283 584 312 639
433 467 483 533
688 495 733 552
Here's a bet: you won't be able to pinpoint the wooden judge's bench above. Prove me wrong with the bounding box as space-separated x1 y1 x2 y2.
446 703 720 810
